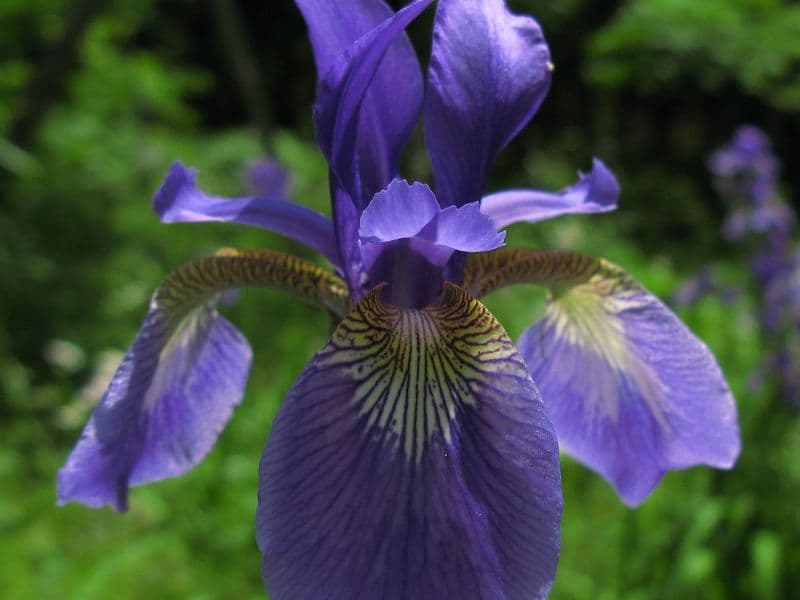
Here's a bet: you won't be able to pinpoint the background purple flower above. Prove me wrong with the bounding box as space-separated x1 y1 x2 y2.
682 125 800 410
246 157 292 198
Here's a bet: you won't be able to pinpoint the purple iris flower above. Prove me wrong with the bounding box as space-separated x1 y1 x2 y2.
246 157 293 198
673 266 716 308
58 1 740 597
708 126 800 408
709 125 792 241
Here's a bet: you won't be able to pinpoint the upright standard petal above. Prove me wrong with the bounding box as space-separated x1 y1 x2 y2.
297 0 425 200
257 284 562 599
58 249 350 511
309 0 435 297
154 162 340 267
308 0 431 201
463 249 741 506
425 0 551 207
480 158 620 229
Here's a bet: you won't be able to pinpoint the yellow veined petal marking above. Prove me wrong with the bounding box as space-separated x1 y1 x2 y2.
317 284 529 461
464 248 670 426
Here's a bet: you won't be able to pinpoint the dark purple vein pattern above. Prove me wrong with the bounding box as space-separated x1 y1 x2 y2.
257 284 562 599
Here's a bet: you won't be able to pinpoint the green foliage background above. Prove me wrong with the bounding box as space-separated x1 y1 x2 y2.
1 0 799 598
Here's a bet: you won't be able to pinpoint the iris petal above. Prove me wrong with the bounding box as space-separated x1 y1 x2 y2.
312 0 433 202
257 284 562 599
425 201 506 253
297 0 426 201
310 0 435 295
58 249 350 511
360 178 505 255
154 162 340 267
480 158 620 229
463 249 740 506
359 179 441 244
57 308 250 511
425 0 551 207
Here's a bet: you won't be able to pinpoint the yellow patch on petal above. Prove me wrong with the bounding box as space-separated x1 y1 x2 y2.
545 265 670 427
318 284 525 460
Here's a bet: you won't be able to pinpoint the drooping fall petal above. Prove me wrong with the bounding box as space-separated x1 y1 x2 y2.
58 307 250 512
58 249 349 511
464 249 741 506
257 284 562 599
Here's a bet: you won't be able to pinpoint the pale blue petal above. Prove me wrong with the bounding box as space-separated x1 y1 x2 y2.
58 302 250 511
518 263 740 506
